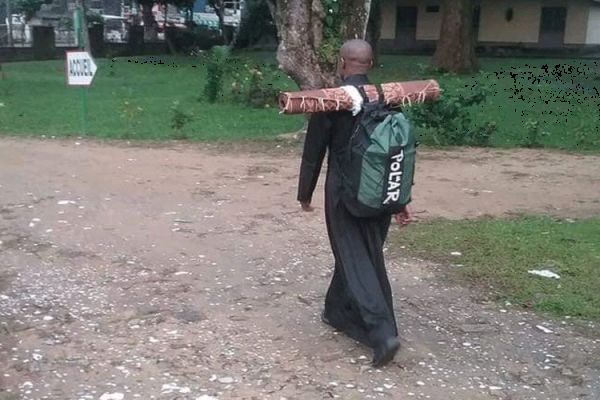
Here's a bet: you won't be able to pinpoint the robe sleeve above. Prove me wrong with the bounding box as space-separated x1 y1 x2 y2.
297 113 332 203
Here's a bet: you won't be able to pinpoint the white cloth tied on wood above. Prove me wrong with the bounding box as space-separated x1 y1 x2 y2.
340 86 364 116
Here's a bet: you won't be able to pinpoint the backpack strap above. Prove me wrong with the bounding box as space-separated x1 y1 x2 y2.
375 84 385 104
355 85 370 104
356 85 386 105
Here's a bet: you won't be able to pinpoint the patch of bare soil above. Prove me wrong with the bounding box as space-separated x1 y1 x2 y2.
0 138 599 400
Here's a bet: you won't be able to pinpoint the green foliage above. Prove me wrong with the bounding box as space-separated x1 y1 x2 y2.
119 98 144 136
574 122 600 149
319 0 343 68
522 119 550 148
170 100 193 131
228 61 280 108
204 46 231 103
405 75 497 147
572 103 600 150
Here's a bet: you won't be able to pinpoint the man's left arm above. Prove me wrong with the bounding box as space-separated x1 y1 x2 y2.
394 205 412 226
297 113 331 210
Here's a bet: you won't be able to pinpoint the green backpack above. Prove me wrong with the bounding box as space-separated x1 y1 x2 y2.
339 85 416 218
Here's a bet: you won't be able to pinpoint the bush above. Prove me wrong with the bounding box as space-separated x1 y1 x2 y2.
522 119 550 148
170 100 193 131
204 46 231 103
228 61 281 108
405 76 497 147
574 112 600 149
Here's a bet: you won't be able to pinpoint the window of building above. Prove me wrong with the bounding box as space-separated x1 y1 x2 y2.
426 5 440 13
505 8 514 22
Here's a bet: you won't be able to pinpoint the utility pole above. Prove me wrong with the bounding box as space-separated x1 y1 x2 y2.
6 0 14 47
74 0 91 52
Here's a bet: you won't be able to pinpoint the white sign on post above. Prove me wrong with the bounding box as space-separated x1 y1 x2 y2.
66 51 97 86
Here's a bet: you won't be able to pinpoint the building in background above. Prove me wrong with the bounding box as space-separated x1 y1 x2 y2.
193 0 243 31
380 0 600 53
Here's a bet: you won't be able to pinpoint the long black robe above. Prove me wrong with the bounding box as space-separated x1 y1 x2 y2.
297 74 398 349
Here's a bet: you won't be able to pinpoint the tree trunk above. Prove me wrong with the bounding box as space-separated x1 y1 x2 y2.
340 0 371 40
366 0 382 65
432 0 478 73
210 0 230 45
141 3 158 41
269 0 371 90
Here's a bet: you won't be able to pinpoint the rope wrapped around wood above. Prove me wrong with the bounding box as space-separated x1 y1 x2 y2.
278 79 441 114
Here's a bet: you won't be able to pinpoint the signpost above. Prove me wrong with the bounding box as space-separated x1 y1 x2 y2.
66 51 97 135
66 51 97 86
66 6 96 136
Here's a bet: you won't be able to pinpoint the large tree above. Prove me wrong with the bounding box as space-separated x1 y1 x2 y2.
14 0 52 21
137 0 159 41
207 0 229 44
432 0 478 73
267 0 372 89
366 0 382 64
234 0 277 49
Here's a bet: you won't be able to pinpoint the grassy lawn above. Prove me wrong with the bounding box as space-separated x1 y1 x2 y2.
375 55 600 150
392 217 600 320
0 55 304 141
0 53 598 149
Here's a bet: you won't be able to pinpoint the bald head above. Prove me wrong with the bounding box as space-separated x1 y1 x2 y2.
338 39 374 79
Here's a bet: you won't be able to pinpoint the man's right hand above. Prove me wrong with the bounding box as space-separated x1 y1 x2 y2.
300 201 314 212
394 206 412 226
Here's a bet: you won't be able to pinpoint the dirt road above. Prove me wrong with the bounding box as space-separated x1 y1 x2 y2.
1 138 599 400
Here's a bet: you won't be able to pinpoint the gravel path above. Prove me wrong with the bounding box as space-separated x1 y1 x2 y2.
1 138 599 400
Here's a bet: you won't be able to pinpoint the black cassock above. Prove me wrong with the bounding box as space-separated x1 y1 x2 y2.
297 74 398 349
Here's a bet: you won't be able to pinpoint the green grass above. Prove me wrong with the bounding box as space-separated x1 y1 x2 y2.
374 55 600 150
392 217 600 320
0 53 599 149
0 55 304 140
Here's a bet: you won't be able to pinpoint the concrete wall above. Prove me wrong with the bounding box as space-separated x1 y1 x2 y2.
416 1 442 40
587 5 600 44
381 0 396 39
478 0 541 43
0 42 169 63
478 0 589 44
561 0 590 44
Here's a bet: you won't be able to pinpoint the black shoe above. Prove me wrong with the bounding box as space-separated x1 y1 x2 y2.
372 336 401 367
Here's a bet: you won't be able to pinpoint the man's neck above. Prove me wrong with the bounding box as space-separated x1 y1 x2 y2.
342 74 369 85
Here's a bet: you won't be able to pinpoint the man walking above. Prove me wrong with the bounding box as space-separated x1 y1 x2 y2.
297 39 411 367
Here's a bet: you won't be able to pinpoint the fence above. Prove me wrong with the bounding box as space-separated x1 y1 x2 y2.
0 24 77 47
0 23 126 49
0 23 32 47
54 27 77 47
